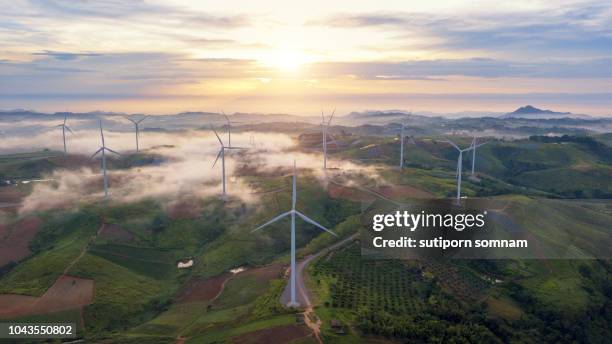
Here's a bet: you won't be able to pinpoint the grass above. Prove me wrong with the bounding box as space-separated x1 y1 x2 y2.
7 308 84 336
520 260 590 314
485 295 524 321
213 274 270 309
0 211 99 296
89 244 177 280
185 314 297 343
69 253 174 334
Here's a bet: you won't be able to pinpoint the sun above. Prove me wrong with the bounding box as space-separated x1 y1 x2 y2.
261 50 308 73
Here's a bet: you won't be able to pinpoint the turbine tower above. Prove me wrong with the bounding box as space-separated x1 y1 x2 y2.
443 139 474 205
469 136 487 175
57 113 73 155
321 108 335 169
90 120 120 199
397 119 415 169
399 123 407 169
252 161 337 307
211 126 246 196
126 115 149 152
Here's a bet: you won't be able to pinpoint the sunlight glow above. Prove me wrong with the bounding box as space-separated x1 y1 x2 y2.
261 50 309 73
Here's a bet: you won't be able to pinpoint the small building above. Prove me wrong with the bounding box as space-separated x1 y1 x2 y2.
177 259 194 269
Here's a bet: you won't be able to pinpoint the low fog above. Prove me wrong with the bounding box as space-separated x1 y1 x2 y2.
0 120 381 214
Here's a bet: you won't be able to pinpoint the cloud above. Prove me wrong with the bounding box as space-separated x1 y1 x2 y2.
308 58 612 79
306 13 411 27
32 50 103 61
0 52 266 96
309 3 612 57
18 0 251 28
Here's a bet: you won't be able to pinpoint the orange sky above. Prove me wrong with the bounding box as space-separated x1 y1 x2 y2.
1 0 611 115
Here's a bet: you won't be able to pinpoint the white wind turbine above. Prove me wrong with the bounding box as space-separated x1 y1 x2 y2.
397 111 415 169
211 126 246 197
443 139 475 205
252 161 337 307
469 136 488 176
321 109 336 170
126 115 149 152
222 111 242 147
90 120 120 199
57 113 74 155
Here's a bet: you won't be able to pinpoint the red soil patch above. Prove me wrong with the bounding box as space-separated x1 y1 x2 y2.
327 183 374 202
0 275 94 319
165 198 203 220
242 263 284 283
99 223 134 243
0 187 26 204
175 264 283 304
231 325 311 344
175 273 231 304
0 216 43 266
376 185 433 199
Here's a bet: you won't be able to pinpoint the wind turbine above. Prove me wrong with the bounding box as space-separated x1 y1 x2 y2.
211 125 246 196
90 120 120 199
321 108 336 169
399 122 413 169
222 111 243 147
469 136 487 175
57 113 73 155
125 115 149 152
252 161 337 307
443 139 474 205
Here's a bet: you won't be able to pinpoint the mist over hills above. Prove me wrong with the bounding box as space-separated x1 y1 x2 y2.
0 107 609 137
500 105 591 119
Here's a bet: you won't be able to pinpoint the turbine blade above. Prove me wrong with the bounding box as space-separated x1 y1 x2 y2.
65 126 74 134
90 147 103 159
442 139 460 151
125 115 137 124
327 108 335 125
472 141 488 149
105 147 121 156
292 160 297 210
99 120 105 146
136 115 150 123
251 211 292 232
295 211 338 237
212 149 222 168
210 125 224 146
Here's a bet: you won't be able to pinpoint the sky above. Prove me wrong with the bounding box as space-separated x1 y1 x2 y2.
1 0 612 115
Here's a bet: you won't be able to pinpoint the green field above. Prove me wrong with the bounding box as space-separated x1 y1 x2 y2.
0 132 610 343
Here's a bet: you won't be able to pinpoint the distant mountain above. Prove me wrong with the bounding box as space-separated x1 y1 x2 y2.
501 105 590 119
